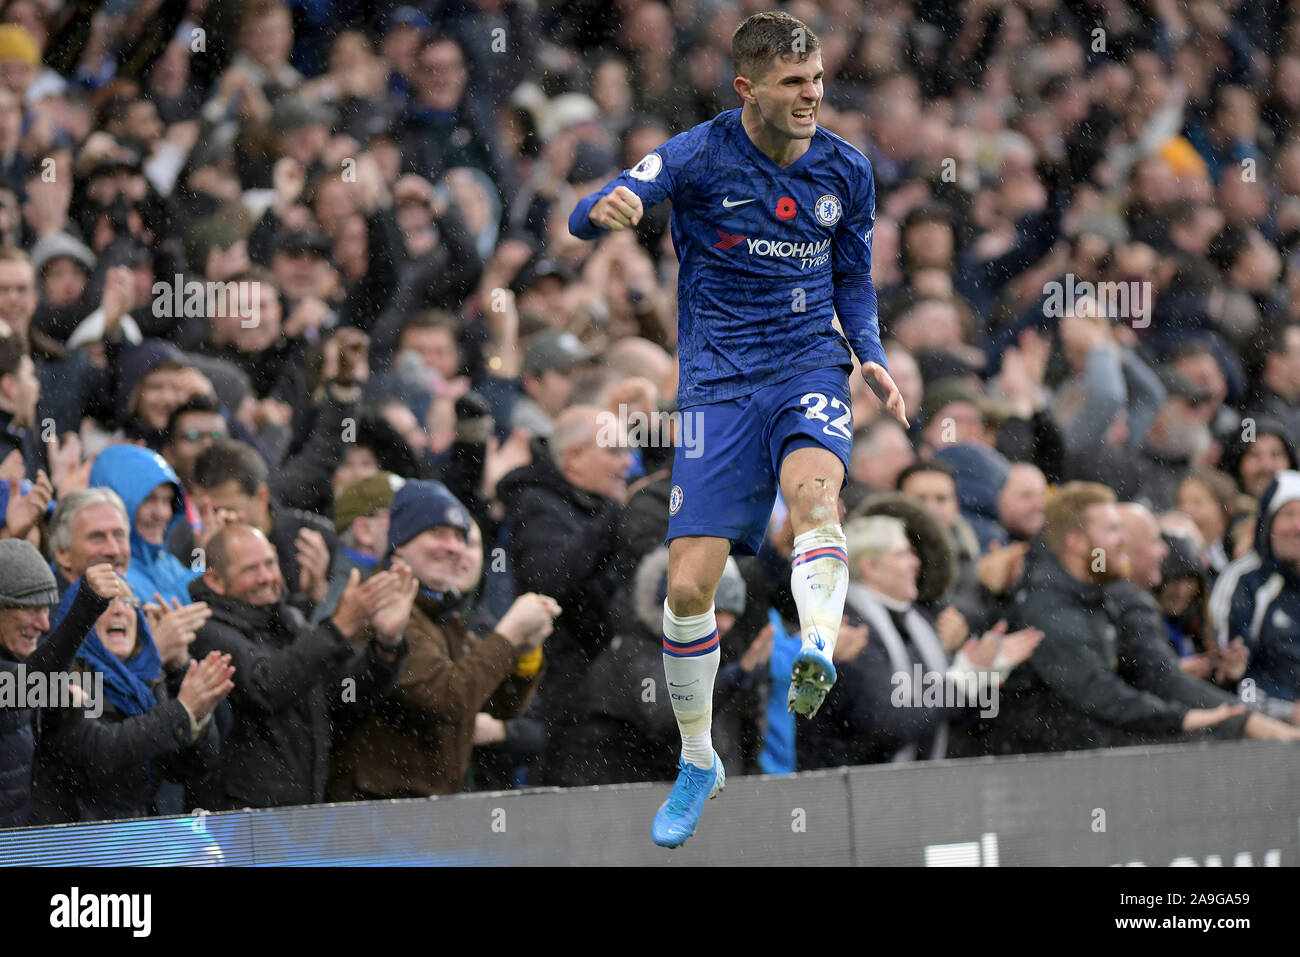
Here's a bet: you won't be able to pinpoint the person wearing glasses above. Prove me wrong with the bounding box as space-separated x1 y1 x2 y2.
162 394 229 536
162 395 228 497
31 574 234 824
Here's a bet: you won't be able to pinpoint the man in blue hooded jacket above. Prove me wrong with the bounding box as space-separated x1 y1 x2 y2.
88 445 199 607
1210 470 1300 719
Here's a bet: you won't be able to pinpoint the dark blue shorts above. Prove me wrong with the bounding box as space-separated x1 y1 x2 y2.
666 366 853 556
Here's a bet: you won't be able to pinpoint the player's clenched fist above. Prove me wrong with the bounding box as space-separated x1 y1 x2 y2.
589 185 643 231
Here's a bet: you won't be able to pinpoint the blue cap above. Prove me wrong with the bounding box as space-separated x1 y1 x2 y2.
386 5 432 32
387 480 471 554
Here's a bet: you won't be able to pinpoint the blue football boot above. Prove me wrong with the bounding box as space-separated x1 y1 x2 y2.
651 751 725 848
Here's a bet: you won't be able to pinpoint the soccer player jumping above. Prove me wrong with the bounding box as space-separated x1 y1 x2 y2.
568 11 907 848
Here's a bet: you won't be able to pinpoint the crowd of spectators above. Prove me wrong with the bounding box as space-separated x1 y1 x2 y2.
4 0 1300 827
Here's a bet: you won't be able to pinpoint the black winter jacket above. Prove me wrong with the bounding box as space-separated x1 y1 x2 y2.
186 579 407 810
551 624 679 787
980 546 1193 754
497 450 623 709
32 655 221 824
0 583 109 828
798 601 969 769
1108 579 1248 742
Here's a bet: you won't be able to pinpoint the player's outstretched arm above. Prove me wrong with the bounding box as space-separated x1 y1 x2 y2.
569 143 682 240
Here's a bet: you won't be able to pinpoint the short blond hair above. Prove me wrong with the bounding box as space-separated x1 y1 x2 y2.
1043 481 1116 558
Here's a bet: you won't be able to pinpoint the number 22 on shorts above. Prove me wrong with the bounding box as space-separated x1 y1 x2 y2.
800 392 852 441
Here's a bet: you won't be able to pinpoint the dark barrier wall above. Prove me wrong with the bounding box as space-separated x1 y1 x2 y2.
1 742 1296 866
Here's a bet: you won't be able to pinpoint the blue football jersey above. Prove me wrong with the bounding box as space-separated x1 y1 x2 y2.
569 108 885 406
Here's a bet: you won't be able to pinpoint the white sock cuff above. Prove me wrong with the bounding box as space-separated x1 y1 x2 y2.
793 523 847 554
662 600 718 644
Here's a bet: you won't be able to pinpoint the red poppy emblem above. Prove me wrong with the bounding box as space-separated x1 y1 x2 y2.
775 197 797 220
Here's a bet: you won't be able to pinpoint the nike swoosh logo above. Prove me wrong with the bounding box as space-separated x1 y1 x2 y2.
668 680 700 688
722 197 757 208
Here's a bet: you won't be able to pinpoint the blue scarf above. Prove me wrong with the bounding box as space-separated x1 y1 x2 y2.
340 547 379 572
55 582 162 717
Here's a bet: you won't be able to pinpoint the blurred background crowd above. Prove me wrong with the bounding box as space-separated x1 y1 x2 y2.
4 0 1300 827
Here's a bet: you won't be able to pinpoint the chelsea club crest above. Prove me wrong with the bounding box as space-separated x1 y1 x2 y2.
669 485 684 515
815 194 842 227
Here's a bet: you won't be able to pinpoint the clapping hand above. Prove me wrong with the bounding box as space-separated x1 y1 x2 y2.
100 265 136 333
331 561 421 645
296 528 331 605
331 568 369 639
366 559 419 645
4 470 52 539
176 651 235 723
48 433 91 498
495 593 562 651
144 593 212 668
977 540 1029 595
959 619 1044 676
935 606 969 654
995 624 1045 670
